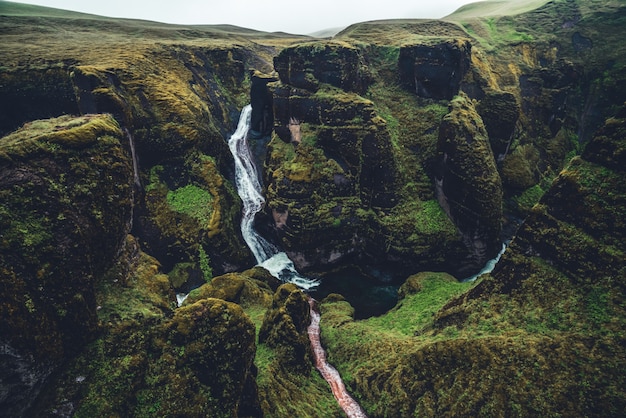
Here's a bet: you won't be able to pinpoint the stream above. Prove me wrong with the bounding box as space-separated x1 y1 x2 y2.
228 104 366 417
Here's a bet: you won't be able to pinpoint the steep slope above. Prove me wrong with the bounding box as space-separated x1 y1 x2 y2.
0 4 313 415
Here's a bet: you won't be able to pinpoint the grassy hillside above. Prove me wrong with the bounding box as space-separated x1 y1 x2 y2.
444 0 551 20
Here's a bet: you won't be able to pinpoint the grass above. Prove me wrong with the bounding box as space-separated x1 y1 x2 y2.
364 273 474 337
166 184 213 225
444 0 552 20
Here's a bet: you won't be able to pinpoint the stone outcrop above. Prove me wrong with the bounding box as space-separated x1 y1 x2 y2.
265 41 400 271
28 237 263 417
436 94 503 274
259 283 312 372
399 40 472 100
0 114 134 416
273 41 370 94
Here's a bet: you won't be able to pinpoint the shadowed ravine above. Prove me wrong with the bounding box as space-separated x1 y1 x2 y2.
228 105 367 416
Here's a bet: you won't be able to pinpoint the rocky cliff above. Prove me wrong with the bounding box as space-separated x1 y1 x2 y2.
319 102 626 416
1 0 626 416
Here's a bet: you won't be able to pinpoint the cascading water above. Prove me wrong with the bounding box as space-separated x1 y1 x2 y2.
463 242 507 282
227 104 318 290
229 105 367 417
124 128 141 188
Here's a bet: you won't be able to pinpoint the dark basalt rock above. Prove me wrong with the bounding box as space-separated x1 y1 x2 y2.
476 90 520 158
266 73 398 270
436 94 503 274
0 67 80 137
274 41 370 94
399 40 472 100
0 114 133 417
250 70 278 137
582 102 626 170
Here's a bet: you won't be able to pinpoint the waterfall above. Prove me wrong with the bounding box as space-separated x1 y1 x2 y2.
124 128 141 188
227 104 318 290
230 106 367 417
123 128 141 233
463 242 507 282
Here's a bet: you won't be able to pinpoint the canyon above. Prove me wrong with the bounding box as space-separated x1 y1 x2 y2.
1 0 625 416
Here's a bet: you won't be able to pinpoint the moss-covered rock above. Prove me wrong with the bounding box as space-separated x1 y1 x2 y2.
0 114 133 416
436 94 503 274
476 90 520 157
183 270 274 308
273 41 370 94
152 298 257 417
31 236 261 418
259 284 312 372
266 76 399 270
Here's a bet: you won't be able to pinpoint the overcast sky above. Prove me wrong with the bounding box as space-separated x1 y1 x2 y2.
12 0 478 34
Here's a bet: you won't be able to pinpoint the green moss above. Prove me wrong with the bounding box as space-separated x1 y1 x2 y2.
586 285 611 326
166 184 213 225
0 114 122 160
511 183 547 213
198 245 212 283
366 273 472 336
414 199 456 236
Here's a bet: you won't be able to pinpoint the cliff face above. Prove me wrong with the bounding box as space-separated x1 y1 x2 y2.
0 114 134 417
265 43 402 272
436 94 503 274
319 104 626 416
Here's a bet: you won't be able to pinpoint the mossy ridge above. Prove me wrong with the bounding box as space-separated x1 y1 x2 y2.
336 19 470 46
320 271 626 416
240 283 344 418
0 114 122 160
38 247 261 417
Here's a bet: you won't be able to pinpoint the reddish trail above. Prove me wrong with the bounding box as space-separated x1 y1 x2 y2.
307 297 368 418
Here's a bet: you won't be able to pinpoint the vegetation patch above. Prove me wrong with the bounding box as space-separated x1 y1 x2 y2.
166 184 213 225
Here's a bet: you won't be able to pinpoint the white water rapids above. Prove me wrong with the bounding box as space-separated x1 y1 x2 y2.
229 105 367 417
227 104 318 290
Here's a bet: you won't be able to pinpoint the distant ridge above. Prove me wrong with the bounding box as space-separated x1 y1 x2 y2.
444 0 551 20
0 0 309 37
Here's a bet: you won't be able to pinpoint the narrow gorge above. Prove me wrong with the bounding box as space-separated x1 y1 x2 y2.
228 104 365 416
